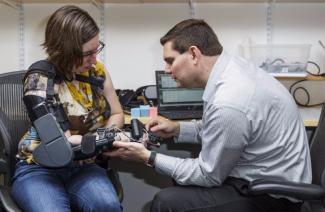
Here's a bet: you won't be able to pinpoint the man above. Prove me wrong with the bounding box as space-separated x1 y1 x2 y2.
105 19 311 212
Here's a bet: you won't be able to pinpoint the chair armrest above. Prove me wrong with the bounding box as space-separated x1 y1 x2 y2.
0 186 22 212
0 117 12 161
248 179 325 200
0 159 8 174
107 169 124 202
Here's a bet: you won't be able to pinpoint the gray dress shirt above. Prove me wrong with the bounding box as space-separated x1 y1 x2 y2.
154 51 311 189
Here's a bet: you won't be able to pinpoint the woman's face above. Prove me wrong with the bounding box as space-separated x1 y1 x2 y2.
73 35 100 73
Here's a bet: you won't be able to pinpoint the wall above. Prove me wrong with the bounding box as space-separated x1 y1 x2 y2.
1 2 325 103
1 3 325 89
0 2 325 211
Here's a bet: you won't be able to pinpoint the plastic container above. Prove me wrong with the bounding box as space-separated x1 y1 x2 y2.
239 44 311 76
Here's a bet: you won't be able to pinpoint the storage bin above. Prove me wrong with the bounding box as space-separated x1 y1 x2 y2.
239 44 311 76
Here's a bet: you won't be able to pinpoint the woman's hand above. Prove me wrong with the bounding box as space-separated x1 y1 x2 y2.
67 135 83 145
64 130 84 145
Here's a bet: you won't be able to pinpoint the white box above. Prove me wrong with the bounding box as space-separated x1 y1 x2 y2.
239 44 311 76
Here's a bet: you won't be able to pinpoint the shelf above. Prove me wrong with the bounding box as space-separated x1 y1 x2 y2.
275 74 325 81
17 0 325 3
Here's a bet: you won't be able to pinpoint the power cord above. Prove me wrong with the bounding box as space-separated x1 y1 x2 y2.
289 61 325 107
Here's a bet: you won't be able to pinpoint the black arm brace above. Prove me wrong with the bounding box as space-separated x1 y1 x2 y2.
31 102 116 166
32 111 161 167
33 110 73 168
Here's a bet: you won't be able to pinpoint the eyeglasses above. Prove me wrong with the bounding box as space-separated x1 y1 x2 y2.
82 41 105 57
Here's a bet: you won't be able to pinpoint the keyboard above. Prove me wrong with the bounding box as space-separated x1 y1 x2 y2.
159 110 203 120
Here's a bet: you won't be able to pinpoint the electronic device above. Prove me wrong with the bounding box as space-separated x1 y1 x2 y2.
155 70 204 120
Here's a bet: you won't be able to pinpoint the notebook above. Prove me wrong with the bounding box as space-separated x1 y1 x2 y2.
155 71 204 120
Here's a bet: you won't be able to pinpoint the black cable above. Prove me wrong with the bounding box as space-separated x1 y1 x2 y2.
289 61 324 107
306 61 323 76
293 85 310 106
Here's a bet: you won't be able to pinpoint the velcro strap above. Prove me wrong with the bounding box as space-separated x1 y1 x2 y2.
81 135 96 156
75 74 104 90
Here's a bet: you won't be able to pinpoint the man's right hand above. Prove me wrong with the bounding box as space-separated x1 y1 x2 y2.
145 117 180 139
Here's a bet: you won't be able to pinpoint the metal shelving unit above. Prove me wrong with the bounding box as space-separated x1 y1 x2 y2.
2 0 324 69
17 0 325 3
1 0 106 68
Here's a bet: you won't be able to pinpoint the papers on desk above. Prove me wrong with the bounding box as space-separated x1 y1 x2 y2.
270 72 308 78
299 107 321 127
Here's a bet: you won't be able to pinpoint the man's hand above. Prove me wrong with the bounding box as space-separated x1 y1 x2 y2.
145 117 180 138
104 141 151 164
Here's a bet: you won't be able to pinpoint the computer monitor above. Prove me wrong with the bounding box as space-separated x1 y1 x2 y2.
155 70 204 118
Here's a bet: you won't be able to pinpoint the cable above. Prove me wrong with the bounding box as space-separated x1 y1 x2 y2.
289 61 325 107
113 127 138 142
306 61 324 76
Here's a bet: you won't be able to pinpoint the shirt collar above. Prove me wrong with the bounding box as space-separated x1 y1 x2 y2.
202 51 231 102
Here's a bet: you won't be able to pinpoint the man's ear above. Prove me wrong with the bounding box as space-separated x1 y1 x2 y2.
188 46 201 65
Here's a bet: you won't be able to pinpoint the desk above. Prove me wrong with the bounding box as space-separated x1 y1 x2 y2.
275 74 325 81
124 115 150 125
124 107 321 127
300 107 321 128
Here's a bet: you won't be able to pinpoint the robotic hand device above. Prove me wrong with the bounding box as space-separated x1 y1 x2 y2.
72 118 161 161
128 118 161 147
32 109 161 168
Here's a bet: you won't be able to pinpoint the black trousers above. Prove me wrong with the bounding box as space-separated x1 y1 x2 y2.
150 178 302 212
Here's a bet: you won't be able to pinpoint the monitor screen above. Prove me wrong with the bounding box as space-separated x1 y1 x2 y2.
156 71 204 107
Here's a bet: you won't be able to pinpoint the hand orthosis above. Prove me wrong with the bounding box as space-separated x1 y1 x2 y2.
33 115 161 168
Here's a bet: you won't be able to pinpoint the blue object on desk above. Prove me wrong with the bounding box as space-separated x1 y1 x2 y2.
140 105 150 117
131 108 140 118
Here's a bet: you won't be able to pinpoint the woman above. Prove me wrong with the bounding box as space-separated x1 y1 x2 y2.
11 5 124 212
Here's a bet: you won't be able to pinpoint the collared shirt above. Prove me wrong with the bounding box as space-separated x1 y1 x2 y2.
154 51 311 188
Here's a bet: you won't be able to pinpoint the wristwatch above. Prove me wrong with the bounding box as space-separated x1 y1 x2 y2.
147 151 157 168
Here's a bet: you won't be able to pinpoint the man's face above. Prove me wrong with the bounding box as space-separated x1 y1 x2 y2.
163 41 197 88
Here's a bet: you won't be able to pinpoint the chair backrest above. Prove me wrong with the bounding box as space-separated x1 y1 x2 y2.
0 71 30 185
309 103 325 186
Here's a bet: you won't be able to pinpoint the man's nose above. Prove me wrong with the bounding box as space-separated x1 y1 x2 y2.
165 64 172 73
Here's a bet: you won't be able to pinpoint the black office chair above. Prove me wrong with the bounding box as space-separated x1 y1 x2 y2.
143 85 157 106
248 103 325 212
0 71 123 211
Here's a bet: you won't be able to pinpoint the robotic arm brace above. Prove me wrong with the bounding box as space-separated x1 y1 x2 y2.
32 103 73 168
33 108 161 167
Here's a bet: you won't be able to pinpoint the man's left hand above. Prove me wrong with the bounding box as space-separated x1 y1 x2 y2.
104 141 151 164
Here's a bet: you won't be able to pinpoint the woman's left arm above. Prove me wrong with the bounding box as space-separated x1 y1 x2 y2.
102 66 124 128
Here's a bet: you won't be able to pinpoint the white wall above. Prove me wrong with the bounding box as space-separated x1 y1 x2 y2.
1 2 325 211
1 2 325 90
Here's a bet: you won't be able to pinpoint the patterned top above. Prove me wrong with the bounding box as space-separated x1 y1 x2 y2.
17 61 110 164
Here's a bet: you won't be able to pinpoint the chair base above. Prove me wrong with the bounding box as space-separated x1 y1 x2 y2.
0 186 22 212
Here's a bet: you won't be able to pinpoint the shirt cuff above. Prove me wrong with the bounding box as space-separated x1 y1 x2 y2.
176 121 197 143
154 153 179 177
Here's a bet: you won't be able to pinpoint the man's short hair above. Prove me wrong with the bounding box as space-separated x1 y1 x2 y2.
160 19 223 56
